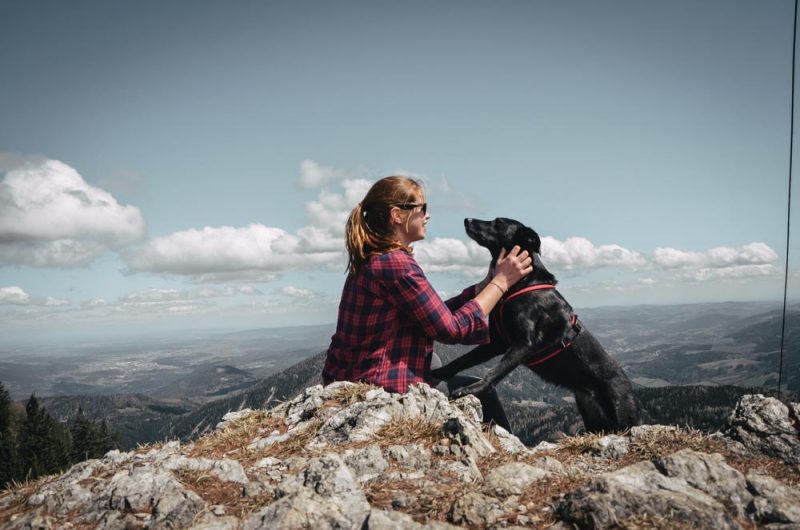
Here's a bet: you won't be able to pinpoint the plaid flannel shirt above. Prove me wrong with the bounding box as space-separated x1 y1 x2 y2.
323 248 490 394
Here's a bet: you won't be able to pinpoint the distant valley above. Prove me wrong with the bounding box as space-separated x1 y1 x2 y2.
3 301 798 449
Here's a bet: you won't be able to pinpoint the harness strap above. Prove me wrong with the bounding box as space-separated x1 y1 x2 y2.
491 284 582 367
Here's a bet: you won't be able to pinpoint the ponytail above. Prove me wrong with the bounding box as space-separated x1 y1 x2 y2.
344 176 424 274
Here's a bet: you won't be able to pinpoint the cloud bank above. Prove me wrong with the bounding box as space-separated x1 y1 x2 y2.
124 159 781 285
9 158 757 287
124 224 343 282
0 158 145 267
0 286 70 306
124 164 373 281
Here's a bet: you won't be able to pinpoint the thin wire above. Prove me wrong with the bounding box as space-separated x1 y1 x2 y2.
778 0 798 394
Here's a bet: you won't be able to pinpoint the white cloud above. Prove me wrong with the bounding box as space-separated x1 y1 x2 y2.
415 235 646 278
299 159 347 188
124 224 343 280
304 178 373 237
280 286 318 299
541 237 647 270
678 264 780 282
0 158 145 267
124 167 371 281
0 286 30 305
651 242 780 281
224 285 263 296
44 297 70 306
652 243 778 270
0 286 72 307
414 238 490 277
81 298 107 308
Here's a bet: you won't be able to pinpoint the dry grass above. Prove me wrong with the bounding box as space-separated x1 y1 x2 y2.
188 410 281 461
555 426 723 468
723 451 800 488
328 382 378 406
246 418 323 462
364 474 480 524
0 472 63 526
174 469 274 521
624 427 722 463
369 415 442 448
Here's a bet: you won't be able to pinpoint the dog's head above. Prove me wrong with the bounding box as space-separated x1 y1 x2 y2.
464 217 541 261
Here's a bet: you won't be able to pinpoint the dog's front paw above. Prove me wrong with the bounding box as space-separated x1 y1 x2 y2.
430 366 453 380
451 382 489 399
450 386 470 399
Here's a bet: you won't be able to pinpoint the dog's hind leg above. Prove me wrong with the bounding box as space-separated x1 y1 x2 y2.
449 344 529 399
600 375 640 430
573 388 615 433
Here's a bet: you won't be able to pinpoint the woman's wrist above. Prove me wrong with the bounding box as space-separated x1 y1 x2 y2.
488 281 506 295
491 275 509 292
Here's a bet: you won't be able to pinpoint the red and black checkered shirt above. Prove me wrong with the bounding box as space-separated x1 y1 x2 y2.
323 248 490 394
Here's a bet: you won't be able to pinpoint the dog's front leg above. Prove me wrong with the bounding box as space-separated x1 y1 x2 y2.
450 344 529 398
430 342 503 380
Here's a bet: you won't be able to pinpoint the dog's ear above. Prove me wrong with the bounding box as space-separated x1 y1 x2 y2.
513 226 541 254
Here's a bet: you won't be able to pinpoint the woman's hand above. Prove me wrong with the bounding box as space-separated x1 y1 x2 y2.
473 246 533 316
492 246 533 291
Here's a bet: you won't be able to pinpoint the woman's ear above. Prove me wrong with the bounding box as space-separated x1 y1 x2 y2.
389 206 403 226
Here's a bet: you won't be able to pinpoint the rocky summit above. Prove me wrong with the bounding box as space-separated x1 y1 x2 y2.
1 383 798 529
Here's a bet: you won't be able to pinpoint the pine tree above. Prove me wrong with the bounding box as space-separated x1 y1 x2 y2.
92 420 118 457
44 414 71 474
18 395 72 480
0 381 19 487
70 407 92 463
19 394 47 480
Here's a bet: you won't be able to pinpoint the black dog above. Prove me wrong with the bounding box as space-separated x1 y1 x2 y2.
431 218 639 433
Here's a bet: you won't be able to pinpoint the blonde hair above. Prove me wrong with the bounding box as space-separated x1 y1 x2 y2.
345 176 425 274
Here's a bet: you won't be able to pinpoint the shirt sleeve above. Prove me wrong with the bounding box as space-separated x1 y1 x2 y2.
381 256 489 345
444 284 479 311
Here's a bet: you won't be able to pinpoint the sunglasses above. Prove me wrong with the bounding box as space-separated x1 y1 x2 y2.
394 202 427 214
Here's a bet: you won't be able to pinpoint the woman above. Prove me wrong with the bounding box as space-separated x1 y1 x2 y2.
322 176 532 425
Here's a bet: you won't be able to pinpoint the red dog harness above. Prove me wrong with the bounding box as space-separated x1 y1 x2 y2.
492 284 582 368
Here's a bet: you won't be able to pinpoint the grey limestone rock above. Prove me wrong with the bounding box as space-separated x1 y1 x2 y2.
556 459 743 529
587 434 630 459
492 424 530 454
101 467 206 528
308 398 403 448
161 455 249 484
215 408 256 430
244 487 368 530
365 508 462 529
342 444 389 482
386 444 431 470
450 490 507 527
483 462 549 496
747 472 800 525
655 449 752 517
724 394 800 465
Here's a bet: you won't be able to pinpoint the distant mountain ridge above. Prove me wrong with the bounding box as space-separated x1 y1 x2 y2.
34 303 800 449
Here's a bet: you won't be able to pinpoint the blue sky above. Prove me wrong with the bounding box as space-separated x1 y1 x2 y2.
0 0 797 343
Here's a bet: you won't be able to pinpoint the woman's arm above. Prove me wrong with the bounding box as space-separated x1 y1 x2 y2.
381 255 490 344
473 245 533 315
